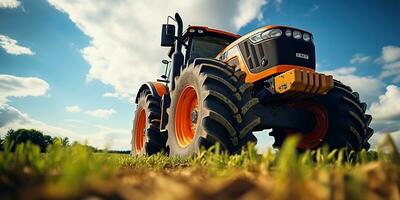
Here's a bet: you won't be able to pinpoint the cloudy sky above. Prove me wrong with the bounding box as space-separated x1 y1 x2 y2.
0 0 399 150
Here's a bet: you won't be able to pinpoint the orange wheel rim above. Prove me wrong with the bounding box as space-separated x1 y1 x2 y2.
135 108 146 153
175 86 198 148
285 101 328 149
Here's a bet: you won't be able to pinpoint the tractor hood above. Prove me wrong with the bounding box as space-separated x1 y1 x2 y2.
217 25 316 83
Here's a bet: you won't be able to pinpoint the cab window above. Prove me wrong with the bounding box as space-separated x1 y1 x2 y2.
189 36 232 59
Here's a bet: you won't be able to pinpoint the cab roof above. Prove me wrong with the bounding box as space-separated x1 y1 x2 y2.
183 26 240 39
167 26 240 57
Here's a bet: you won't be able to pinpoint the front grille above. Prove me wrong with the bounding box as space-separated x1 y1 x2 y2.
238 38 315 74
242 41 263 71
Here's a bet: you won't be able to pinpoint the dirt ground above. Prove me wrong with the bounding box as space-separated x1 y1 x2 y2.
15 162 399 200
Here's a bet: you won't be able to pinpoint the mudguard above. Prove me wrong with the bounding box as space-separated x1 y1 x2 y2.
135 82 169 132
135 82 168 103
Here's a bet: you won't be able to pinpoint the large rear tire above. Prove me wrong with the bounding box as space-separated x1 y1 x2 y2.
166 58 258 156
270 80 373 150
131 91 167 155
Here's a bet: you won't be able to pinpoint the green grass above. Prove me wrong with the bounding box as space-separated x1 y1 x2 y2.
0 135 399 200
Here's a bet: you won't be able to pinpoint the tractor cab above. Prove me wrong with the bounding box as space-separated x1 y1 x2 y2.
167 26 240 65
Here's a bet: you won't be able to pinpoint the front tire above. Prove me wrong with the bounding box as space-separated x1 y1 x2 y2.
131 91 167 155
270 80 373 150
166 59 258 156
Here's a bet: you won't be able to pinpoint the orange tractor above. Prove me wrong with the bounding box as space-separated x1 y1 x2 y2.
132 13 373 156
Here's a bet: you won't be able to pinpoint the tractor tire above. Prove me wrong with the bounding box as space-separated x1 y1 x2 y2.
166 58 258 156
270 80 373 150
131 90 167 155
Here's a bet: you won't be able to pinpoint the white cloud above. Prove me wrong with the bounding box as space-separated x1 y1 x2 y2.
273 0 283 10
367 85 400 149
0 74 49 104
92 125 130 150
47 0 267 100
381 46 400 63
65 105 117 118
369 85 400 121
85 109 116 118
65 105 81 113
304 4 319 16
64 119 86 123
380 61 400 83
0 104 83 141
0 0 20 9
378 45 400 83
103 92 119 98
368 132 400 150
350 53 371 64
0 35 34 55
103 92 133 102
234 0 268 30
322 67 385 103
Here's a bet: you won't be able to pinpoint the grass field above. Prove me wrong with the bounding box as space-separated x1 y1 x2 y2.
1 135 399 200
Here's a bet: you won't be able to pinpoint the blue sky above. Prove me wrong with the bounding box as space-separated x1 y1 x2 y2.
0 0 400 150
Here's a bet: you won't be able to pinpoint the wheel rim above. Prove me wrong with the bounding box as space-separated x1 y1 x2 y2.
134 108 146 153
285 101 328 149
175 85 198 148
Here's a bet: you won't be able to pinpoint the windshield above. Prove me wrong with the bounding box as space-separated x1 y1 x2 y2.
190 36 233 59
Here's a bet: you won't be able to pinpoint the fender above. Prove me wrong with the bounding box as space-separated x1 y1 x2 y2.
135 82 168 103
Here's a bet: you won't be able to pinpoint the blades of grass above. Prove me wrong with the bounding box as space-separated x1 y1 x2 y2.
336 148 344 167
377 133 400 164
277 135 301 179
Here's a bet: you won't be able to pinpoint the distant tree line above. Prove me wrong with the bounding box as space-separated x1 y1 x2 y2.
106 150 131 154
0 128 130 154
0 129 70 152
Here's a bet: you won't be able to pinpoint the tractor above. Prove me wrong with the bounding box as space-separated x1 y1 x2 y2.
131 13 373 156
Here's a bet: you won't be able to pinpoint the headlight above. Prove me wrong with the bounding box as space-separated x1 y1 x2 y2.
303 33 310 42
249 33 263 43
262 29 282 39
285 29 292 37
293 31 301 39
250 28 282 43
197 29 204 34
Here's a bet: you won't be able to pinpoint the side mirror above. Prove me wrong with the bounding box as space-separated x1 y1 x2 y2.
161 24 176 47
162 59 170 64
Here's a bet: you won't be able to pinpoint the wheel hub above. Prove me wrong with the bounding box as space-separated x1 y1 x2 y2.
284 101 328 149
134 108 146 153
191 110 198 123
175 86 198 148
